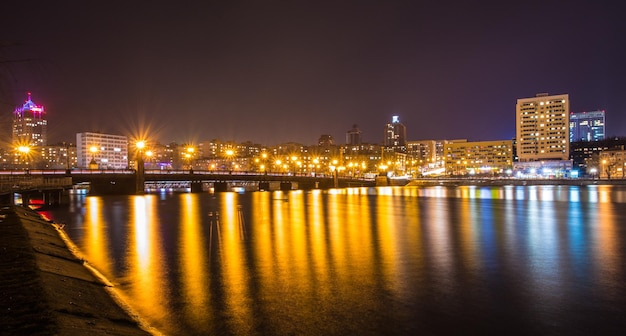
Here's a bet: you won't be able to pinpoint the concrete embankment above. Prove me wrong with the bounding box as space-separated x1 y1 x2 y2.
1 205 154 336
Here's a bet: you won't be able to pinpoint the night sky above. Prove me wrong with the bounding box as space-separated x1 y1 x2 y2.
2 0 625 146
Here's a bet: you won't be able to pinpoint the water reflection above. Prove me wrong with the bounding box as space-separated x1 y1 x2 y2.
179 193 210 327
49 185 626 335
127 196 171 328
84 197 112 277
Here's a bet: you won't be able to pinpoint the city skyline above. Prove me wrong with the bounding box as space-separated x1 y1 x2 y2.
2 1 625 145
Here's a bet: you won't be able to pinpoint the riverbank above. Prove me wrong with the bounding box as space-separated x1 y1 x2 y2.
0 205 154 335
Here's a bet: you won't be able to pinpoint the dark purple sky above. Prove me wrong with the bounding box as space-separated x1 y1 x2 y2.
2 0 625 145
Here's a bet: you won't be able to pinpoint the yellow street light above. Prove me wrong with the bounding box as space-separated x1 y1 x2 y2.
88 145 99 169
18 145 30 154
136 140 146 150
17 145 31 169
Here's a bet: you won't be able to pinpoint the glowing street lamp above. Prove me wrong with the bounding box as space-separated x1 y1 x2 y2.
145 150 154 170
225 149 235 171
89 146 98 169
275 159 282 167
183 146 196 170
17 145 30 169
18 145 30 154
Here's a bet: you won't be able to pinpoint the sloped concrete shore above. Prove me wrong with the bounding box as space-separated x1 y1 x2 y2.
1 205 155 335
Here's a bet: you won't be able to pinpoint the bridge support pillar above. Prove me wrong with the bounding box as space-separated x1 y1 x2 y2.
214 182 229 192
298 181 316 190
42 190 62 207
0 193 13 206
190 181 203 193
259 182 270 191
375 175 389 186
43 191 52 206
279 182 292 191
136 157 145 194
20 193 31 206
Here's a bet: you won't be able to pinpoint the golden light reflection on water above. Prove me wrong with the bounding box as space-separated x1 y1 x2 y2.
307 190 330 294
462 196 480 274
327 192 347 277
220 192 253 334
127 195 171 327
345 191 374 277
83 197 112 276
179 193 210 323
375 190 402 290
287 190 308 291
61 186 626 335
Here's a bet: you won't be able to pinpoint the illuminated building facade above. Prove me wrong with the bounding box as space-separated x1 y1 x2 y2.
13 93 47 147
76 132 128 169
599 149 626 179
444 139 513 175
35 143 77 169
570 110 605 142
571 137 626 175
516 93 569 162
384 116 406 150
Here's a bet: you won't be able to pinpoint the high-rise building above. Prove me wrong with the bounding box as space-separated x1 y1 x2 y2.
346 124 362 145
515 93 569 162
76 132 129 169
384 116 406 149
570 110 605 142
13 92 47 147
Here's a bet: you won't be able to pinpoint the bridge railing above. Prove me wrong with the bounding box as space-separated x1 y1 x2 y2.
1 168 376 181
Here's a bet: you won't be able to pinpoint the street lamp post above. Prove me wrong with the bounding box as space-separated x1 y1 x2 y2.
136 140 146 194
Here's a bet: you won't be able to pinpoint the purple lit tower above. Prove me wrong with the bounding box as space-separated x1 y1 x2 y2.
13 92 47 147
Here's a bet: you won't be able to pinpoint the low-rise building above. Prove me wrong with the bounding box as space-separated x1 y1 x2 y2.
444 139 513 176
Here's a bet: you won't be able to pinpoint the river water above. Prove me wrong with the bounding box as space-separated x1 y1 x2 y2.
43 185 626 335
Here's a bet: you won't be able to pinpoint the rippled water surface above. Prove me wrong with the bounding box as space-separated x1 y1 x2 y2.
45 185 626 335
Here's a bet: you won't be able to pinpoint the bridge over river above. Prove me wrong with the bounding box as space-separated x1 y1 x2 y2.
1 169 376 196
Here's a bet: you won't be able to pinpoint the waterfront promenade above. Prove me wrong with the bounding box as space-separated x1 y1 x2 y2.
0 205 153 335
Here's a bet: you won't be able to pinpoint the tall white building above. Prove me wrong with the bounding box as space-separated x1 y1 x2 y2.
516 93 570 162
76 132 128 169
